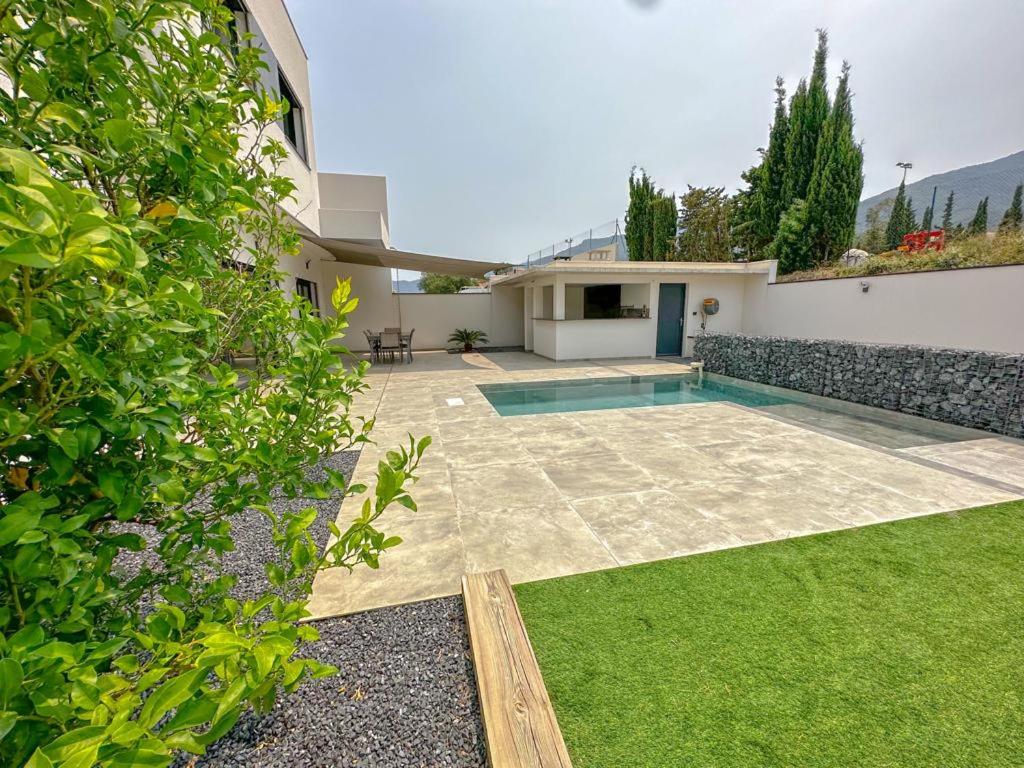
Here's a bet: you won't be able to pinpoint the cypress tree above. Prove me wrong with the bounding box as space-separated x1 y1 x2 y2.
768 199 811 273
941 190 955 231
626 167 655 260
967 197 989 235
885 179 909 249
651 192 678 260
999 183 1023 231
782 30 830 204
920 204 933 232
751 77 789 252
905 196 917 232
804 61 864 263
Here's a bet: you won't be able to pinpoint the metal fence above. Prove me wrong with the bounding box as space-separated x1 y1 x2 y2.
495 219 627 276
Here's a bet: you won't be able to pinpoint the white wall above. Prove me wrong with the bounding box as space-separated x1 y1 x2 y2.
742 265 1024 354
247 0 319 235
551 319 655 360
534 320 557 359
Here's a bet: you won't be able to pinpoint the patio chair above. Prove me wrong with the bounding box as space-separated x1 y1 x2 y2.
378 330 401 364
400 328 415 363
362 330 380 363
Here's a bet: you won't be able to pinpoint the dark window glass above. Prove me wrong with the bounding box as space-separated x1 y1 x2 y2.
584 284 622 318
278 72 306 161
295 277 319 311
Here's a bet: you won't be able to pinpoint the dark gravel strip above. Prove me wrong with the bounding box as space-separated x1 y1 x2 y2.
155 450 488 768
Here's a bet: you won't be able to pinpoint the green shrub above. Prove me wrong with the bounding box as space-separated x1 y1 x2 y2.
447 328 489 352
0 2 427 766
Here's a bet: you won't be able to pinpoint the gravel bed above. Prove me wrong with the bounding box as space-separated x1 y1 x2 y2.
132 449 487 768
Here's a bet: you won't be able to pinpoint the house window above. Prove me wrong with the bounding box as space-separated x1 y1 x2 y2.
278 72 306 161
213 0 250 55
295 277 318 311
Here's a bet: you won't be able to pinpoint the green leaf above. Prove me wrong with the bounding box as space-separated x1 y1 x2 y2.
0 237 58 268
0 711 18 741
0 659 24 706
101 118 134 149
39 102 85 130
137 668 207 730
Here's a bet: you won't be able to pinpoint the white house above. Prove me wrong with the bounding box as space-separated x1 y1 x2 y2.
238 0 506 350
491 260 777 359
242 0 1024 361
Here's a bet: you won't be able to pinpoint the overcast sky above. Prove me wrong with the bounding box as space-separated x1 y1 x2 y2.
288 0 1024 266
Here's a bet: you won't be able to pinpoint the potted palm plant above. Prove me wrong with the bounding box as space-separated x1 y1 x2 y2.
448 328 489 353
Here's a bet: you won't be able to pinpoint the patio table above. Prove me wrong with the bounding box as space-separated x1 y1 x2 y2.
366 331 413 364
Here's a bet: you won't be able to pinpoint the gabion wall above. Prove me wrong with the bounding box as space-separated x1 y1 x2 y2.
693 332 1024 438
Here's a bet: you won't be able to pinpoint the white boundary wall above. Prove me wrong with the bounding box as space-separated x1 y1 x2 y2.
741 264 1024 354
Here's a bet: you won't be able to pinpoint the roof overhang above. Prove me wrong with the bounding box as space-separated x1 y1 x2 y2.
491 259 776 286
307 236 506 278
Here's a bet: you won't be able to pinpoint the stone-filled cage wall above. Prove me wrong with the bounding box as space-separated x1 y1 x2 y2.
693 333 1024 439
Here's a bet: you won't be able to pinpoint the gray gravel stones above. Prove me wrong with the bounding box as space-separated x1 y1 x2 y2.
193 596 486 768
152 449 487 768
695 332 1024 437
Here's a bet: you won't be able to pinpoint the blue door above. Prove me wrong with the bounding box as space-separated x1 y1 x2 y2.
656 283 685 356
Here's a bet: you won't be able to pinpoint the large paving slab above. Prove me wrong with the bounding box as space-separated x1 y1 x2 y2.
307 351 1023 618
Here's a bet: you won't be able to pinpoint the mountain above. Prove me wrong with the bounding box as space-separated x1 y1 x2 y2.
857 150 1024 232
393 278 423 293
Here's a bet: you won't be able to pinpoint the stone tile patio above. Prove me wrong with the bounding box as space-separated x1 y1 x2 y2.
308 351 1023 618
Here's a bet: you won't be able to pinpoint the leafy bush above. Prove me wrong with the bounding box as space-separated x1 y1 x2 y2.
0 2 426 766
419 273 476 294
776 231 1024 282
447 328 489 352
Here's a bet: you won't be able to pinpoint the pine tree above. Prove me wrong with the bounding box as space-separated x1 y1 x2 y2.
626 168 655 260
782 30 830 204
905 196 917 231
999 183 1023 232
768 199 811 273
967 197 989 235
751 77 789 253
885 179 909 249
940 190 955 231
804 61 864 263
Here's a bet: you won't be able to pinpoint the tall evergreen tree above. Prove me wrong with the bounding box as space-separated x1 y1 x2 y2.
885 178 910 249
967 196 989 235
768 199 811 273
999 183 1023 232
920 204 933 232
804 61 864 263
940 190 955 231
751 77 789 253
729 162 763 258
782 30 831 204
651 192 678 260
905 196 917 232
626 167 656 260
920 186 937 230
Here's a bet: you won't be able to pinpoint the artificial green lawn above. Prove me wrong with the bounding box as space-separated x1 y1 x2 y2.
515 501 1024 767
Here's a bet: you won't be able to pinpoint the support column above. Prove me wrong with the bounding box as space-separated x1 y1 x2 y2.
553 276 565 321
523 286 534 351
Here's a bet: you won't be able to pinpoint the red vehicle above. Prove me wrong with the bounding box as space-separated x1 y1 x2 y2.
899 229 945 252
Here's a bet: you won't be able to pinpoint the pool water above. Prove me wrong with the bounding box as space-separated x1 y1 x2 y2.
479 374 790 416
477 372 986 450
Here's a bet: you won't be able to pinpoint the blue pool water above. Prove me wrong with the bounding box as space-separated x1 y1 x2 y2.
478 373 792 417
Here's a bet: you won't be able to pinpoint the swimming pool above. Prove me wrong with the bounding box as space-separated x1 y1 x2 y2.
479 374 790 416
477 372 987 450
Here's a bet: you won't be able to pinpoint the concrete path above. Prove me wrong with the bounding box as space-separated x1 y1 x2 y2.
308 352 1022 618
